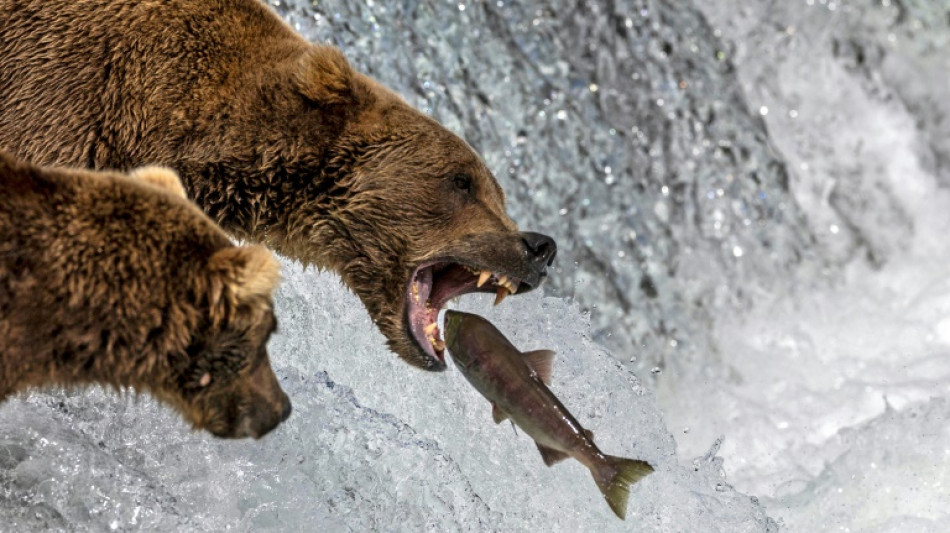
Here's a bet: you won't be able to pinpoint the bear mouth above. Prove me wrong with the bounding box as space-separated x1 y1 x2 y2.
406 259 523 366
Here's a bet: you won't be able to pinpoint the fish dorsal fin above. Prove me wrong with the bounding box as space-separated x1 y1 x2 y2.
523 350 556 385
584 429 595 442
491 402 509 424
536 443 571 466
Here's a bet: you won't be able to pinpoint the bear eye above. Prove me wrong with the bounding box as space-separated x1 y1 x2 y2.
452 173 472 193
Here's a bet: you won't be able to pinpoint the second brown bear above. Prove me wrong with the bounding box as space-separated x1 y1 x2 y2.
0 151 291 439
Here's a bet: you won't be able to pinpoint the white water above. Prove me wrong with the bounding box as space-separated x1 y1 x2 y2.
0 273 774 532
2 0 949 531
671 2 950 530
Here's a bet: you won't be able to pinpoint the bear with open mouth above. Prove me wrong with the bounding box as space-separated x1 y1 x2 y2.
0 0 557 370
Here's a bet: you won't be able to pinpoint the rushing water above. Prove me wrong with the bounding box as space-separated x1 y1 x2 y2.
1 0 949 531
273 0 821 374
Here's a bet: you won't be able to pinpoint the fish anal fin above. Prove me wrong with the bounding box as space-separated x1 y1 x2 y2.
491 403 509 424
523 350 556 385
536 443 571 466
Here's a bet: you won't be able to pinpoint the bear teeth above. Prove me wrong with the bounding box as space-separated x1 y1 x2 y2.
494 286 511 306
473 268 519 302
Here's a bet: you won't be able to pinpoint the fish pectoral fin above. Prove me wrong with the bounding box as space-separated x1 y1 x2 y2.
536 443 571 466
491 403 509 424
523 350 556 385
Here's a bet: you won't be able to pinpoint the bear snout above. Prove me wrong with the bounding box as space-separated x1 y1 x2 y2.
209 361 292 439
241 363 293 438
237 391 292 439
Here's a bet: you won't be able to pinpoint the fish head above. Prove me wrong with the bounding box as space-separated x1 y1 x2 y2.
443 310 473 366
444 310 519 369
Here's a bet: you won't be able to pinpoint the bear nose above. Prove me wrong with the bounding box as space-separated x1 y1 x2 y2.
521 232 557 273
280 395 293 422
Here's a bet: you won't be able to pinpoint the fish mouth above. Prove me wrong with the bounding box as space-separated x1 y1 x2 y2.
405 259 525 365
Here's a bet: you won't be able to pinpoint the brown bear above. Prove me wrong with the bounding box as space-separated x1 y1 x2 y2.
0 0 557 370
0 150 291 439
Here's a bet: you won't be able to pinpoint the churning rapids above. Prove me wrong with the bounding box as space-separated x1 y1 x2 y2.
2 1 948 531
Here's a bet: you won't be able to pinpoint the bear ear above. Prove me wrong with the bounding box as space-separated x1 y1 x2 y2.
129 166 187 198
295 44 355 105
207 245 282 302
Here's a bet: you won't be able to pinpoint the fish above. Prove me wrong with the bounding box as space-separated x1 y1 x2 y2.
442 310 654 519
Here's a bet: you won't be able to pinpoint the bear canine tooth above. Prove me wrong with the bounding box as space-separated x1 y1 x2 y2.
494 286 511 306
424 322 438 336
477 270 492 288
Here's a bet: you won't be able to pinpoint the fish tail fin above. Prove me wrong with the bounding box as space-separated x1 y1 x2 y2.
591 456 654 520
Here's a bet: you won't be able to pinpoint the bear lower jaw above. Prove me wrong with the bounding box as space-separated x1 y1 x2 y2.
405 260 523 366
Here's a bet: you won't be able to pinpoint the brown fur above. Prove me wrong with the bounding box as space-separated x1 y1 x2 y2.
0 151 290 439
0 0 557 369
128 166 189 198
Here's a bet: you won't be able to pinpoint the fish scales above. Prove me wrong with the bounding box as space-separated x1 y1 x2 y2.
443 310 654 520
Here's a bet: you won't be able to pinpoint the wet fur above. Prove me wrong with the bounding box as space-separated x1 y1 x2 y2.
0 0 543 369
0 151 289 438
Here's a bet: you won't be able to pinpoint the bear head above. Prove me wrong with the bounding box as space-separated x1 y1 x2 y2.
258 46 558 370
157 244 291 439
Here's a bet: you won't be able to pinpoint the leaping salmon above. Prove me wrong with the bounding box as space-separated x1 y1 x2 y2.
442 310 654 519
